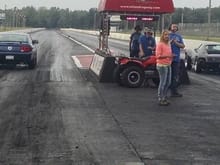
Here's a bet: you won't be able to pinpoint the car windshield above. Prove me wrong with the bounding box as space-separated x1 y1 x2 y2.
206 44 220 54
0 34 28 43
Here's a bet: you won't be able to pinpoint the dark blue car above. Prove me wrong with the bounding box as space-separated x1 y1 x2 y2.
0 32 38 69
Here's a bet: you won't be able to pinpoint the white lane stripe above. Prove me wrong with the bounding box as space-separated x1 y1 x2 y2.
125 163 144 165
71 55 94 68
72 56 82 68
61 33 94 53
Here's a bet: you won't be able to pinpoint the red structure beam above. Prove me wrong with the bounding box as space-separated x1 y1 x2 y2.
98 0 174 14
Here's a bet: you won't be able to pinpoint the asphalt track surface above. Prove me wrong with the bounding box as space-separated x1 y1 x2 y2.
0 29 219 165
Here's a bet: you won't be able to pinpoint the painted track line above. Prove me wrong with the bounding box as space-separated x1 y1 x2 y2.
61 33 94 53
71 56 82 68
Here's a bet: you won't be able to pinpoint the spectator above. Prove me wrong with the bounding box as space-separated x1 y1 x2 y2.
139 27 156 57
129 25 142 58
156 30 173 106
169 24 185 97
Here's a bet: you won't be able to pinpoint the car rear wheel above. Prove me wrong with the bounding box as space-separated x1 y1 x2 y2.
194 59 204 73
28 57 37 69
121 66 144 88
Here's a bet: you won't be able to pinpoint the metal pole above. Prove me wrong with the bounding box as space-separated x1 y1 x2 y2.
13 7 16 28
161 14 165 33
4 4 7 31
23 16 26 27
207 0 211 40
93 12 96 30
125 20 128 31
181 9 184 29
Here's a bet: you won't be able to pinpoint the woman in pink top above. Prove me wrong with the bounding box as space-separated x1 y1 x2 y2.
155 30 173 106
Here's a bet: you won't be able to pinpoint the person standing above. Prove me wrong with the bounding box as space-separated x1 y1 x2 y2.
169 24 185 97
129 25 142 58
139 27 156 57
156 30 173 106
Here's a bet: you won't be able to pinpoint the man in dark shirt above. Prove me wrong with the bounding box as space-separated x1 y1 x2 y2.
129 25 142 58
169 24 185 97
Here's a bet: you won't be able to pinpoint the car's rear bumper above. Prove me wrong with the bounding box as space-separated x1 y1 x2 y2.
0 53 33 64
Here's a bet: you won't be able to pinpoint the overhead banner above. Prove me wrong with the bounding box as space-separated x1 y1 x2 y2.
98 0 174 14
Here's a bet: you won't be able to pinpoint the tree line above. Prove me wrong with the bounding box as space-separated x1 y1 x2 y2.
1 6 220 29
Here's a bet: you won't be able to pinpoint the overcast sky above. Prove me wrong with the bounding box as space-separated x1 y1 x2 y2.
1 0 220 11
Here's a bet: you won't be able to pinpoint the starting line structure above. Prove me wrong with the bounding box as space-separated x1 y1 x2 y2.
89 0 175 82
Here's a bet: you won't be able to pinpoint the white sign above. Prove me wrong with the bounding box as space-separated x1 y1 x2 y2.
110 15 121 22
0 13 5 20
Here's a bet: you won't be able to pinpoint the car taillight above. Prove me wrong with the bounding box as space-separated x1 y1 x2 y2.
20 45 32 52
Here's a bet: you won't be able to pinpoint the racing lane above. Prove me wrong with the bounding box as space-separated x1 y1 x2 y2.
63 29 220 164
61 29 130 56
0 30 141 165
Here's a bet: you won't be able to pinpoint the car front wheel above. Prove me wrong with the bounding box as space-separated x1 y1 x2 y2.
185 56 192 70
194 59 204 73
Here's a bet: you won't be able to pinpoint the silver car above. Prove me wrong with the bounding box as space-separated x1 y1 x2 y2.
185 42 220 73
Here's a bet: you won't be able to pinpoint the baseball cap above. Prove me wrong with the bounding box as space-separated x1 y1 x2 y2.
144 27 153 34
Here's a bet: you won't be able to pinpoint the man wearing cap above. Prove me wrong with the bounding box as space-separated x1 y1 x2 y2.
139 27 156 57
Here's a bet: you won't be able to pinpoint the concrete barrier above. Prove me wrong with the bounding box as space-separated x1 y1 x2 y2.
90 50 116 82
90 53 105 76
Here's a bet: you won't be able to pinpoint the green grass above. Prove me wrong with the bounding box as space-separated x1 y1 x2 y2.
0 27 27 32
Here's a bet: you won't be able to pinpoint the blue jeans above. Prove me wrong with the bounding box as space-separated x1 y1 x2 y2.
157 65 172 101
170 62 180 94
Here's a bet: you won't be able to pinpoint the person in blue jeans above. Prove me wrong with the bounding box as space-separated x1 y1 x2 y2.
169 24 185 97
156 30 173 106
139 27 156 57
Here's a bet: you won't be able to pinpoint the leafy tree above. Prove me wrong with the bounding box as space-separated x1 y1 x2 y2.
2 6 220 30
22 7 39 27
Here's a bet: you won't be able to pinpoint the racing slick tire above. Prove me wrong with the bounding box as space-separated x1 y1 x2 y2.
121 66 144 88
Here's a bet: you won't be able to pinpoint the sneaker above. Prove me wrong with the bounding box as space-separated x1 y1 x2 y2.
164 99 170 105
158 100 169 106
170 92 183 97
